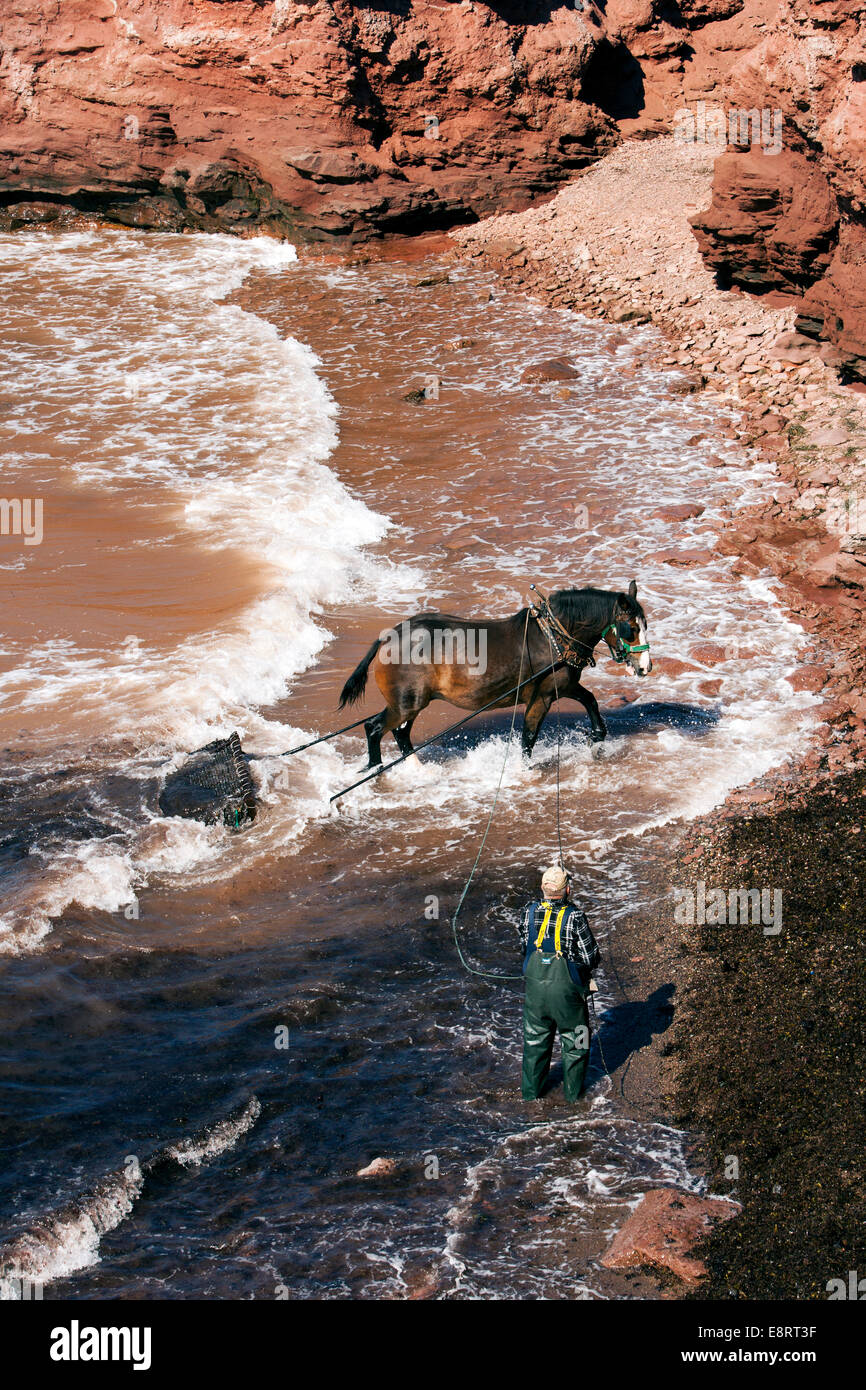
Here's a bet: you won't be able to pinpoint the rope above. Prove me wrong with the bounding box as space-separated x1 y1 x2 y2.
449 611 530 983
450 609 613 1085
542 621 565 872
541 625 611 1082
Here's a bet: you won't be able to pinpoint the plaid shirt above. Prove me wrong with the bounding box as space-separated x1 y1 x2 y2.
518 898 600 979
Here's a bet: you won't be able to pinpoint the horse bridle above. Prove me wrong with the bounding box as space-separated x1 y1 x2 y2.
600 620 651 664
529 585 650 668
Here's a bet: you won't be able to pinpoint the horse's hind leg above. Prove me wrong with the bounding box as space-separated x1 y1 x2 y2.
365 707 421 768
393 717 417 759
363 710 388 769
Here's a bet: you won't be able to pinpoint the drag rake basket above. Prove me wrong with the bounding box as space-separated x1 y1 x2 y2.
158 732 257 830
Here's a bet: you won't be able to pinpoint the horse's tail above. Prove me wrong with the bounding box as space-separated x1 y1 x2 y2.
339 637 383 709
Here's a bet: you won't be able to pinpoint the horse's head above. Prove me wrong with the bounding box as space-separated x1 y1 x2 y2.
603 580 652 676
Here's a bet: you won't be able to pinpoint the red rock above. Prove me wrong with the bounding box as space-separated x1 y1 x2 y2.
803 551 866 590
601 1188 740 1285
767 330 819 366
357 1157 397 1178
650 548 715 566
405 1271 440 1300
688 10 866 380
821 698 857 726
787 665 829 693
520 358 581 383
651 503 706 521
699 678 724 697
0 0 620 241
689 643 729 665
652 657 699 678
668 372 704 395
808 427 850 448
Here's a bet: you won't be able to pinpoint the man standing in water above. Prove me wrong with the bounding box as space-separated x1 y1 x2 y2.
518 866 600 1102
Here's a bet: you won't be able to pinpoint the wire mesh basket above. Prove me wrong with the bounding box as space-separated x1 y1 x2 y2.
158 732 256 830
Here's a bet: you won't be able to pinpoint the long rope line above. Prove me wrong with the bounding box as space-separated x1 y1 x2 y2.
541 623 565 871
539 624 612 1080
446 602 613 1082
449 610 531 983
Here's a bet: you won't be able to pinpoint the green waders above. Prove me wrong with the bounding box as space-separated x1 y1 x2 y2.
522 950 590 1102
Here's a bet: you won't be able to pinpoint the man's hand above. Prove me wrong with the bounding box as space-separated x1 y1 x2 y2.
588 978 599 994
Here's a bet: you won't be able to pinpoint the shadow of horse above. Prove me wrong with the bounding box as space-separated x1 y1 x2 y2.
420 701 720 763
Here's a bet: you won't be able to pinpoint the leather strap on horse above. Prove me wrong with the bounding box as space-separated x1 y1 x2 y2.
528 585 596 669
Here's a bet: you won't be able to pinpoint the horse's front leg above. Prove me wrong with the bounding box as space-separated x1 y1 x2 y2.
521 691 554 759
571 680 607 743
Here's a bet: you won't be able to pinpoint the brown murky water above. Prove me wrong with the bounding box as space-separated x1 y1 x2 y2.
0 227 815 1299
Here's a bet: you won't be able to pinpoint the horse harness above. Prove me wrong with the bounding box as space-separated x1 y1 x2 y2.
529 589 596 670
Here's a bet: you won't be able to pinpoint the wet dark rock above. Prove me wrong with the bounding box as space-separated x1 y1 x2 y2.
675 765 866 1298
520 358 580 383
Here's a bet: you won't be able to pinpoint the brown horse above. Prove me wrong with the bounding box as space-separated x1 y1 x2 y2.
339 582 651 768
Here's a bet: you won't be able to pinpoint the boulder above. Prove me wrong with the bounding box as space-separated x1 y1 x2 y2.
787 665 828 693
520 358 580 383
651 657 699 678
767 331 818 365
601 1188 740 1285
357 1157 398 1178
689 642 730 665
651 504 707 522
688 10 866 380
804 551 866 590
650 548 715 566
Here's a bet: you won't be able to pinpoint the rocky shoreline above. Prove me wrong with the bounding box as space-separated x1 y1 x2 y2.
452 136 866 787
449 133 865 1297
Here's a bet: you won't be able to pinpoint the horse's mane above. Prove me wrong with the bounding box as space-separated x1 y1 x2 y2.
549 586 646 629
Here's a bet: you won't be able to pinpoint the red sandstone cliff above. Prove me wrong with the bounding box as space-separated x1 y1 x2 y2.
0 3 863 373
0 0 623 238
689 1 866 381
0 0 766 240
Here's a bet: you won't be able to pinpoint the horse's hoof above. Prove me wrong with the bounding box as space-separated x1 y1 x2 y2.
589 729 607 744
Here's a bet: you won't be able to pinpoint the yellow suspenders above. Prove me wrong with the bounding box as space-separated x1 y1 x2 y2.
534 901 568 955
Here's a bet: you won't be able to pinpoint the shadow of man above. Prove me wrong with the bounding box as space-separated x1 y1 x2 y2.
546 982 675 1093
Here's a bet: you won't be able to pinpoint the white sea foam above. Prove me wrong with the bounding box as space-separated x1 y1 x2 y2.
0 239 818 953
0 229 424 949
0 1097 261 1295
0 1169 144 1298
0 230 422 749
166 1096 262 1168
